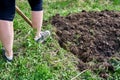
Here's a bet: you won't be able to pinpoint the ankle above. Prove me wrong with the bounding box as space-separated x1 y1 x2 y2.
34 34 42 40
36 32 42 38
5 49 13 57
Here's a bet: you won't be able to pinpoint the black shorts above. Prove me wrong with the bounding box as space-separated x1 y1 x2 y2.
0 0 43 21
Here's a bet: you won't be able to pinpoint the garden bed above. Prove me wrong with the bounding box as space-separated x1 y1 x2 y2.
51 10 120 78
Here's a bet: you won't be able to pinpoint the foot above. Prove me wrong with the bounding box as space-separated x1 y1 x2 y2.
34 30 51 43
2 49 13 62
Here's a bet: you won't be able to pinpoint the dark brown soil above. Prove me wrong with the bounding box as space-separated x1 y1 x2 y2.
51 10 120 78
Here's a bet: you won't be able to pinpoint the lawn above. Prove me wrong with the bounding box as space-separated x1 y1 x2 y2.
0 0 120 80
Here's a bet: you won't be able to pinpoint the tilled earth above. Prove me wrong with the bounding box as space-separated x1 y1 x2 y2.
51 10 120 78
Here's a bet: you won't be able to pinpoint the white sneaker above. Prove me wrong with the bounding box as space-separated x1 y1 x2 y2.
34 30 51 43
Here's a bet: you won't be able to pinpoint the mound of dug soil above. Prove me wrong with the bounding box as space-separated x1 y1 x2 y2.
51 10 120 78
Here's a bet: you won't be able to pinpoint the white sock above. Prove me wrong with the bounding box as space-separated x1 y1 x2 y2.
5 53 13 60
34 34 42 41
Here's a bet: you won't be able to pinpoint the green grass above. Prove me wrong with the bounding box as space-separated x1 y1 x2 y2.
0 0 120 80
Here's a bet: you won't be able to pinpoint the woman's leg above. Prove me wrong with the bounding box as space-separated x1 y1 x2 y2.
28 0 43 36
31 11 43 37
0 21 14 59
28 0 50 42
0 0 15 61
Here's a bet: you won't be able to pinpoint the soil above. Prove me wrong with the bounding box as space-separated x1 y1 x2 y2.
51 10 120 79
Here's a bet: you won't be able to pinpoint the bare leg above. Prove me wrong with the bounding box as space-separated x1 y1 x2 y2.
0 20 14 59
31 11 43 38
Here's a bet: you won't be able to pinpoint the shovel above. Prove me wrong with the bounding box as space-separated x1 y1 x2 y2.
15 6 32 27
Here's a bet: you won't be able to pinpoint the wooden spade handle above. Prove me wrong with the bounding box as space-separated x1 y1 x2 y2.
15 6 32 27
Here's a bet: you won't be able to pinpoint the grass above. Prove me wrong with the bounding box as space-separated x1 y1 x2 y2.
0 0 120 80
